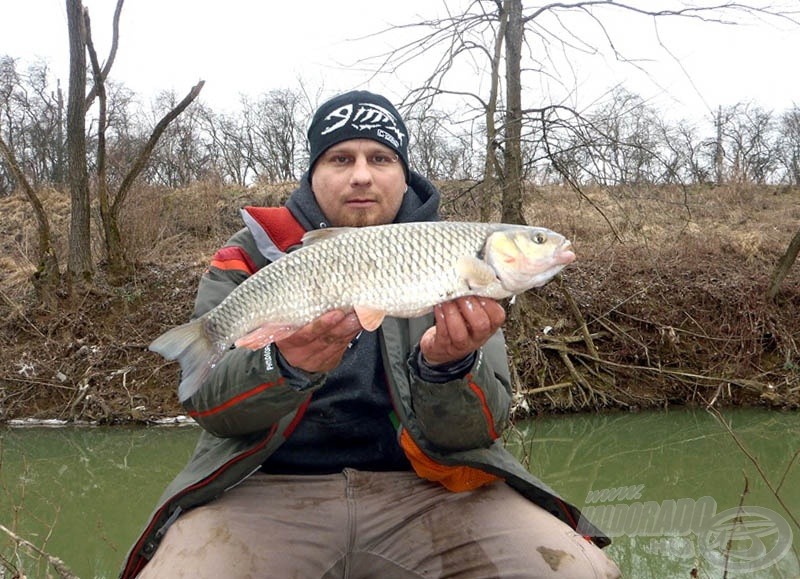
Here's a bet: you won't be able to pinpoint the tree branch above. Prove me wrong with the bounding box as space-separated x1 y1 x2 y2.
0 522 79 579
112 80 205 213
0 132 59 275
85 0 124 109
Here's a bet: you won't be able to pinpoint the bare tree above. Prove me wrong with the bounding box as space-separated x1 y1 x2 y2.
670 119 714 185
243 89 306 183
144 90 210 187
406 107 473 180
0 136 60 295
66 0 93 285
718 102 779 184
358 1 797 219
713 104 727 185
85 9 204 276
199 107 251 186
1 0 205 292
0 57 63 294
502 0 525 224
582 88 665 185
0 59 65 189
776 105 800 185
82 1 203 278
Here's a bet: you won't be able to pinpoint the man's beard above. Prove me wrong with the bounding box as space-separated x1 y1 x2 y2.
336 209 382 228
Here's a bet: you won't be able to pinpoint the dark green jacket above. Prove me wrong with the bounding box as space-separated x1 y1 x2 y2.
120 177 608 578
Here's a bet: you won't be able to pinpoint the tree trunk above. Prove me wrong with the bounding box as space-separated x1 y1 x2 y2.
501 0 526 225
54 80 65 185
104 80 204 278
66 0 93 285
767 229 800 300
714 105 724 186
478 2 508 223
85 8 128 279
0 135 61 296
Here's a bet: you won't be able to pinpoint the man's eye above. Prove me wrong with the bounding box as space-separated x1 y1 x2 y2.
330 155 351 164
371 154 397 165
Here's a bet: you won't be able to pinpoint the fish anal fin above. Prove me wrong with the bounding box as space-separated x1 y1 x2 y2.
235 323 297 349
456 256 499 291
353 305 387 331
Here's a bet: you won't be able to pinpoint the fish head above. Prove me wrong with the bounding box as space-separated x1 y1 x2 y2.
484 227 576 292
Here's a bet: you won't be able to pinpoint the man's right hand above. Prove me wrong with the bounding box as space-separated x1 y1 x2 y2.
274 310 363 374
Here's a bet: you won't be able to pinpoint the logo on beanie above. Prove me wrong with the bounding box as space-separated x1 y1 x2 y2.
321 102 407 148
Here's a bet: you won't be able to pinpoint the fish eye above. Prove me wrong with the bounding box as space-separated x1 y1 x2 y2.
533 232 547 244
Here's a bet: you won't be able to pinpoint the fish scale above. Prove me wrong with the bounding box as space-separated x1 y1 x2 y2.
150 221 576 401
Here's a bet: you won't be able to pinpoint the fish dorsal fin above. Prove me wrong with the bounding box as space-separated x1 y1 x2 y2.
301 227 358 246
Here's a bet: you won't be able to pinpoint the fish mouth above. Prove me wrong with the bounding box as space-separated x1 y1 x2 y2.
557 240 576 264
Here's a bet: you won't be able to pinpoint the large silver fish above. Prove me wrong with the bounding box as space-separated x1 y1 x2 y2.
150 221 576 401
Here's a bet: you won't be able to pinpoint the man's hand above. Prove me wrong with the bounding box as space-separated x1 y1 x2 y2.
419 297 506 366
275 310 363 373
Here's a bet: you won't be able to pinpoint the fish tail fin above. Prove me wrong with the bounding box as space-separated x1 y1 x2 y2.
149 319 223 402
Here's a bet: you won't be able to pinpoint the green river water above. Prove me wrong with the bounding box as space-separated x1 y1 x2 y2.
1 408 798 578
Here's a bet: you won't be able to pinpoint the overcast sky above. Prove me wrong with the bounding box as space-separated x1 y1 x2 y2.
3 0 799 125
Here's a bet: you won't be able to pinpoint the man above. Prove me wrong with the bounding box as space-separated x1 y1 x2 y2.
121 90 619 578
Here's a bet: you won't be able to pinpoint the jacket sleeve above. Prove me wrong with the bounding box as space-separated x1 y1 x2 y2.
407 328 512 452
180 238 326 438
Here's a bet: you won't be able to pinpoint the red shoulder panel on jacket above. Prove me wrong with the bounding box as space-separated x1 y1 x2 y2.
243 206 306 252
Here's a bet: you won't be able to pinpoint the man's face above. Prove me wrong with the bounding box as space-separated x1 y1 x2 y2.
311 139 407 227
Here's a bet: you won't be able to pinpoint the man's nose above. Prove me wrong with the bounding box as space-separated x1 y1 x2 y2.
349 155 373 186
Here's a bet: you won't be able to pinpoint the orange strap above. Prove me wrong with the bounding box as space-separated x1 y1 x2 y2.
399 429 501 492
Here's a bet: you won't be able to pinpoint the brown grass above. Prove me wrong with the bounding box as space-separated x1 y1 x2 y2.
0 181 797 421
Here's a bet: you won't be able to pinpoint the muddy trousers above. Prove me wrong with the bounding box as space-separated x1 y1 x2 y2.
137 469 620 579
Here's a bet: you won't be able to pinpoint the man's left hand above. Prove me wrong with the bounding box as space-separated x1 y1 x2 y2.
419 297 506 366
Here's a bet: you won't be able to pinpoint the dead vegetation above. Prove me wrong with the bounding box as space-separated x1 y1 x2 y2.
0 181 798 422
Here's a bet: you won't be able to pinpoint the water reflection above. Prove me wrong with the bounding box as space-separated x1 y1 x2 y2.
507 409 800 578
0 425 197 579
0 409 797 578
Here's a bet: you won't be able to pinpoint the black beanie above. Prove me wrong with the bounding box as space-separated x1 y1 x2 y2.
307 90 409 178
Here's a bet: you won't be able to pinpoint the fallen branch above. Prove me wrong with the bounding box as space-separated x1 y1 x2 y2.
0 522 79 579
538 341 770 393
518 381 573 395
560 284 599 359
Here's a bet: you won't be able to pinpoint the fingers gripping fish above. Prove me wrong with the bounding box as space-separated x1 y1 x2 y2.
149 221 576 401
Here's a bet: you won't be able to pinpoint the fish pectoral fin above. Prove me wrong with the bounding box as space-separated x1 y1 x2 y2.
456 256 499 291
235 323 297 349
353 305 387 332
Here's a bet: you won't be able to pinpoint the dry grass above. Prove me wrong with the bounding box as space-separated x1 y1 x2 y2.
0 180 798 421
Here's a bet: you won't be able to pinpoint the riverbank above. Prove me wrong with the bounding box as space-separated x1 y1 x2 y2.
1 182 798 422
